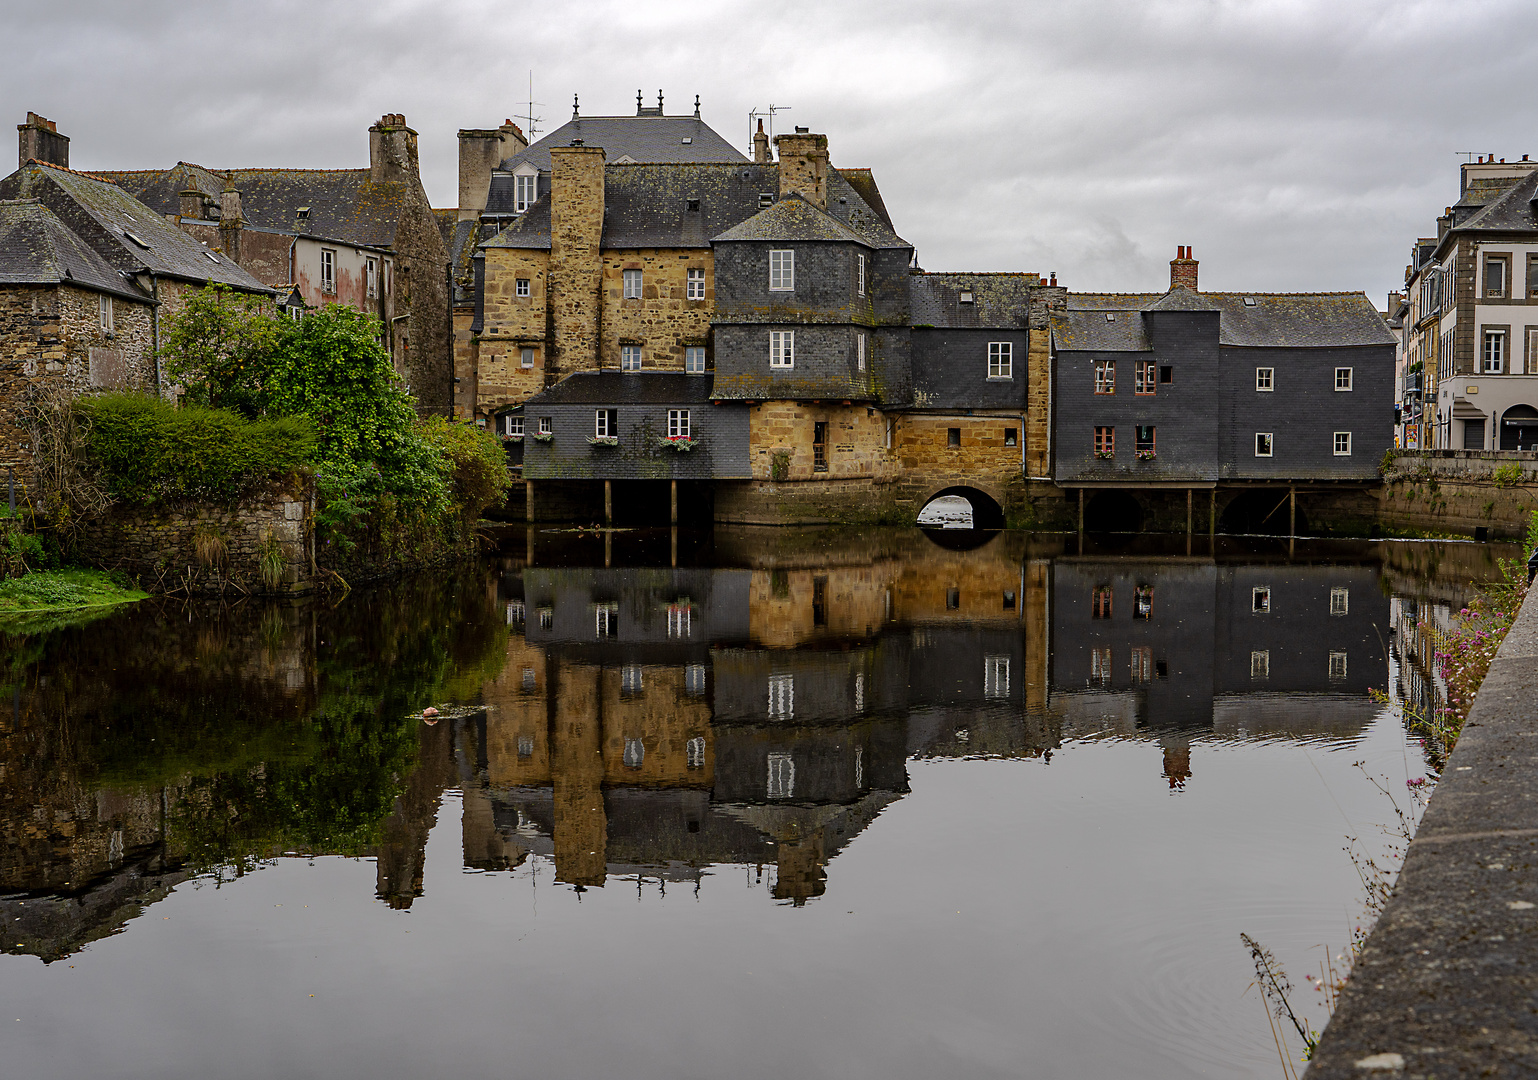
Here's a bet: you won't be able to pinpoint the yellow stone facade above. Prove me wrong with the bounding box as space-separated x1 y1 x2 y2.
599 248 713 369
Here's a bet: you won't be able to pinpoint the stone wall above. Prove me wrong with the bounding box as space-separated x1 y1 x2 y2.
1380 450 1538 538
891 412 1025 520
74 478 314 595
548 146 606 380
478 247 551 414
600 247 713 368
747 401 896 482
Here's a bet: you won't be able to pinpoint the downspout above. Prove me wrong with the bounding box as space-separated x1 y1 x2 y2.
149 273 162 398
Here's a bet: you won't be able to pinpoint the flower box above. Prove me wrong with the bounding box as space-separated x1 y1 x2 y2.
1135 450 1156 460
531 431 553 443
1094 450 1114 460
587 436 619 447
502 434 524 443
661 436 697 452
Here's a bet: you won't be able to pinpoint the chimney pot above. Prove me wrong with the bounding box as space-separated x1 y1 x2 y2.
17 111 69 171
1169 246 1198 292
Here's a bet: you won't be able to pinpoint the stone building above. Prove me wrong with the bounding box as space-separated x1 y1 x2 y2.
1051 248 1395 533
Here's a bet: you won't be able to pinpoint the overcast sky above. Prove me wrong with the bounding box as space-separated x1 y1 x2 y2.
9 0 1538 302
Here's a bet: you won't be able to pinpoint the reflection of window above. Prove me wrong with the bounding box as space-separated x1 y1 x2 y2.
1091 647 1112 686
1330 587 1349 616
624 737 645 768
1329 651 1348 680
517 735 534 758
1131 646 1152 685
985 656 1010 699
854 673 865 713
946 587 960 610
521 668 536 691
1002 590 1016 610
767 752 795 798
506 600 525 626
855 745 864 789
667 603 691 638
1092 587 1112 619
813 576 829 625
596 603 618 638
685 663 707 696
768 674 794 718
686 736 705 769
621 664 643 694
1133 585 1152 620
1251 651 1270 680
1252 587 1270 613
538 606 553 630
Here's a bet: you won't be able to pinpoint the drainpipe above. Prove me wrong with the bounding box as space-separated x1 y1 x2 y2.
149 273 162 398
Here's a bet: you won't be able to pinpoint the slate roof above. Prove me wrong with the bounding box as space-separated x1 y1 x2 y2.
483 165 908 253
0 163 270 292
0 199 150 302
1054 289 1394 351
712 193 869 244
910 271 1040 328
1456 169 1538 233
523 370 717 405
500 114 747 172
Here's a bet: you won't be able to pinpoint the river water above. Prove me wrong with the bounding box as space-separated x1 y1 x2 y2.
0 527 1509 1079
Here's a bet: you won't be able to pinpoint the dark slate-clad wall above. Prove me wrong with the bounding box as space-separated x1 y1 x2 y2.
711 720 909 806
1053 310 1222 484
522 567 752 649
712 240 870 324
872 326 914 408
522 401 750 479
1219 345 1394 480
912 328 1028 409
711 324 874 400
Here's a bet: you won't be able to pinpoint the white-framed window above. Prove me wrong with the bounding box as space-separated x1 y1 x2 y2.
521 347 534 368
366 258 378 299
98 293 113 332
515 277 530 297
1330 587 1348 616
623 269 642 299
1484 330 1507 374
320 248 336 294
1255 367 1274 391
1251 650 1270 680
668 409 690 438
686 735 705 768
621 664 643 693
856 333 866 372
1334 431 1352 456
1252 586 1270 613
686 267 705 300
1335 367 1353 391
514 173 536 213
767 752 795 799
685 663 707 697
767 674 794 718
769 249 794 291
988 342 1012 379
984 656 1010 699
621 345 642 371
769 330 795 368
595 409 616 438
855 252 866 296
685 346 706 374
1094 359 1115 394
623 737 645 768
501 414 523 437
1328 651 1348 680
539 416 552 435
1255 432 1273 457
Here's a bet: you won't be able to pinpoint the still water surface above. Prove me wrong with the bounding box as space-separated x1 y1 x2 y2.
0 527 1505 1078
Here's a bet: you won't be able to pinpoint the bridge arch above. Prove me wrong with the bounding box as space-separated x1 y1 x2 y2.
918 486 1006 530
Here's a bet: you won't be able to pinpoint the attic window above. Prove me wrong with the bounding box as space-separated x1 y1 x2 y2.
959 291 974 304
1243 296 1257 306
1105 313 1115 322
759 193 774 209
123 230 150 249
681 137 693 145
687 199 700 212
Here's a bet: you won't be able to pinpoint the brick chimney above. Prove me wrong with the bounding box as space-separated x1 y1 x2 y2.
17 112 68 170
1169 245 1198 291
753 119 770 164
457 119 527 222
548 143 607 376
774 130 829 209
369 113 420 184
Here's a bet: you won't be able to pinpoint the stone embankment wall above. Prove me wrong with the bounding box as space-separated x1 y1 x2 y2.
75 480 314 595
1380 449 1538 538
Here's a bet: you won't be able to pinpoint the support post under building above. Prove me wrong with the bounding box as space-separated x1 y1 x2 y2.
670 480 678 526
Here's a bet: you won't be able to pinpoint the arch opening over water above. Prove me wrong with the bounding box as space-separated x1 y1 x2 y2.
917 487 1006 530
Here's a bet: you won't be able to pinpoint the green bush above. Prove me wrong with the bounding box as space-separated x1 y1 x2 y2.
78 393 316 505
418 419 512 522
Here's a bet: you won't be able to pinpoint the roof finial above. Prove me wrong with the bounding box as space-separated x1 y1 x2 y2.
637 89 643 115
572 93 579 119
658 90 664 112
694 94 701 119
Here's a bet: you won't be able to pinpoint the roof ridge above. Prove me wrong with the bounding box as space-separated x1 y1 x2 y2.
224 166 369 176
24 159 125 183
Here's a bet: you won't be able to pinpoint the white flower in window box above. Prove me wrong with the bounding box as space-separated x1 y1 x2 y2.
660 435 697 452
531 430 554 443
1094 450 1114 460
587 435 619 447
1135 449 1156 461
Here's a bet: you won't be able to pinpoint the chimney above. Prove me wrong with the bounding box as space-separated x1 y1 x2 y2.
548 143 607 376
1169 245 1198 291
219 184 244 263
369 113 420 184
17 111 68 170
179 188 203 221
457 120 527 222
753 119 771 164
774 130 829 209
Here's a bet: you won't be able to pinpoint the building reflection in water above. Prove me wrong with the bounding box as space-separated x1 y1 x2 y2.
0 527 1483 956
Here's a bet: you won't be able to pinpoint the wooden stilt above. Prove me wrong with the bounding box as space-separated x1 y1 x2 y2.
1186 489 1193 534
670 480 678 525
605 530 612 568
1078 488 1085 533
1209 489 1216 539
525 480 534 523
1289 485 1296 539
604 480 612 526
671 526 678 568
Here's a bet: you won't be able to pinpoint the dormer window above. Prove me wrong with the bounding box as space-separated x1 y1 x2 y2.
514 169 537 213
959 290 974 304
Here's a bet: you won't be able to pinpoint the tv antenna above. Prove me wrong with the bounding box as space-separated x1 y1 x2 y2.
748 104 791 153
515 72 544 140
1456 151 1476 162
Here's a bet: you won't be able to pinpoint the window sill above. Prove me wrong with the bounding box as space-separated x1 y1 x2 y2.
986 376 1013 381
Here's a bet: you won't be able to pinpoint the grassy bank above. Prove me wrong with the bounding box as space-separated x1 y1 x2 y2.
0 568 149 618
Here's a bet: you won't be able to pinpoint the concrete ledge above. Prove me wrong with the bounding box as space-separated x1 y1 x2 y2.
1308 582 1538 1076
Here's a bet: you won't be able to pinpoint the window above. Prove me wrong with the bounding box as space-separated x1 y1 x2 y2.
517 735 534 758
515 277 530 297
320 248 336 294
668 409 690 439
539 416 552 435
1135 425 1155 456
686 267 705 300
1092 586 1112 619
988 342 1013 379
1094 359 1115 394
366 258 379 299
1255 432 1273 457
959 290 974 304
856 333 866 372
1328 651 1348 680
1251 651 1270 680
1335 367 1353 391
855 253 866 295
514 173 536 212
1004 427 1017 446
768 674 794 718
1134 585 1153 620
623 268 642 299
595 603 617 637
1252 586 1270 613
595 409 616 438
1255 367 1274 392
1334 431 1352 456
686 736 705 767
885 417 895 449
1094 426 1115 457
769 330 795 368
98 293 113 332
685 346 706 374
1131 647 1152 685
947 427 961 447
758 192 774 209
503 414 524 437
1330 587 1348 616
984 656 1010 699
1159 365 1173 384
685 664 707 697
624 737 645 769
621 344 642 370
769 249 794 291
1091 647 1112 686
813 421 829 472
767 753 795 799
621 664 643 694
521 347 534 368
1135 359 1156 394
1485 256 1508 299
1484 330 1507 374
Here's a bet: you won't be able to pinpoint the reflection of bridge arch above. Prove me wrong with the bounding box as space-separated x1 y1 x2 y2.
919 486 1006 529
